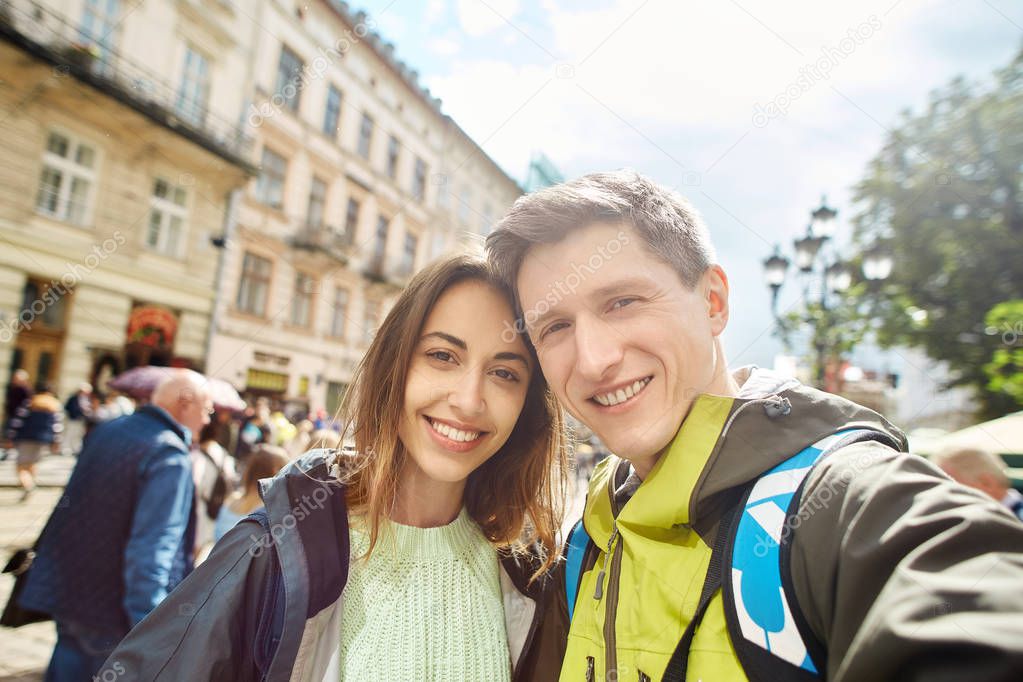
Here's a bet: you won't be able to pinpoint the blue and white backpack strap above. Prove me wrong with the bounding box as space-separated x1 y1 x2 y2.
726 428 878 679
564 519 591 621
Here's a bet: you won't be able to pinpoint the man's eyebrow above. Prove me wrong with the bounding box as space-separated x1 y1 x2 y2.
420 331 466 349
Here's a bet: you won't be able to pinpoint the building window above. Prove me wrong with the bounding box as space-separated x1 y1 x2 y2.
323 85 342 137
373 215 388 262
386 135 400 179
290 272 315 327
176 45 210 126
437 178 449 208
357 113 374 159
344 197 360 241
412 157 427 202
307 176 327 229
146 178 188 257
362 299 378 345
256 147 287 209
275 45 304 113
79 0 121 72
330 287 349 338
237 252 272 316
402 232 417 275
35 131 97 226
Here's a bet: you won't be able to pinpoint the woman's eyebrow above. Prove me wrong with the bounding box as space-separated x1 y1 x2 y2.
494 351 530 367
421 331 466 349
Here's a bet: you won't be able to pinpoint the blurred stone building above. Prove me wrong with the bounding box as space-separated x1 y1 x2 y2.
0 0 255 411
205 0 521 416
0 0 522 417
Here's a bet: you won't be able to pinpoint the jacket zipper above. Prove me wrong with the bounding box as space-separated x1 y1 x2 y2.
593 459 627 681
585 656 595 682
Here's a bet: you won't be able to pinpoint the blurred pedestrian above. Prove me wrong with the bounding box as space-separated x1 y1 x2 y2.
193 415 239 558
934 445 1023 521
236 398 271 464
6 382 63 500
284 418 314 457
213 444 288 542
309 427 343 450
17 369 212 681
61 383 92 456
2 368 33 459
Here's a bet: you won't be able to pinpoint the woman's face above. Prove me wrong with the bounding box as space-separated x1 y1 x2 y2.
398 279 532 487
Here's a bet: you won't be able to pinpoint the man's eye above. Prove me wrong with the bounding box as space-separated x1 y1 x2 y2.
541 321 569 339
611 297 637 310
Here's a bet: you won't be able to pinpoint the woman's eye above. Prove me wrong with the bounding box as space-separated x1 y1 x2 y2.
427 350 455 364
492 368 520 383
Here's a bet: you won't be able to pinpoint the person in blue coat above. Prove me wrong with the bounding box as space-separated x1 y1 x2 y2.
18 369 212 682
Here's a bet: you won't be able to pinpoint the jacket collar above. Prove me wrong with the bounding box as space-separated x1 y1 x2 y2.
137 404 191 447
584 367 908 545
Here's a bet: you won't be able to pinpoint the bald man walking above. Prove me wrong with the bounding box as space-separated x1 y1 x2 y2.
17 370 212 682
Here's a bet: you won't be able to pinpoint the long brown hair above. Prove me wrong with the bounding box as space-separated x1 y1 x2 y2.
338 254 568 578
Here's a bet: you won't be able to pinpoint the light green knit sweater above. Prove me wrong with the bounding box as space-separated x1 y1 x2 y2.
339 508 512 681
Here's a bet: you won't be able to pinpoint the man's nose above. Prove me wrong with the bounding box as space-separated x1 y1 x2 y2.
574 312 624 383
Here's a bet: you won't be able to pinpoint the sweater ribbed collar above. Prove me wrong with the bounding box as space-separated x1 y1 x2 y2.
375 507 482 561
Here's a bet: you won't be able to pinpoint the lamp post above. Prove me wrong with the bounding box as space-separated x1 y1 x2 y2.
763 197 890 389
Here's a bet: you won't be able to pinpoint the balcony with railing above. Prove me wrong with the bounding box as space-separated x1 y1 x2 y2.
292 221 355 262
0 0 255 171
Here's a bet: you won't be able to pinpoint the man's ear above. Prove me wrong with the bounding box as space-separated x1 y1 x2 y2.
703 265 730 336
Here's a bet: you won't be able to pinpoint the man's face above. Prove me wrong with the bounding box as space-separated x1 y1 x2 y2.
516 222 730 472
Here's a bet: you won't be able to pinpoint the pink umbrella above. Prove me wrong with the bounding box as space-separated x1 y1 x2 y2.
206 378 246 412
107 366 178 400
107 367 246 411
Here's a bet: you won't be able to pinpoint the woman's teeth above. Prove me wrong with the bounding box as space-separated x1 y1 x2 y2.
428 418 481 442
593 377 651 407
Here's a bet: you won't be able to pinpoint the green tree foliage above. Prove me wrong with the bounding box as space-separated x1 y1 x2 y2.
852 45 1023 417
983 300 1023 406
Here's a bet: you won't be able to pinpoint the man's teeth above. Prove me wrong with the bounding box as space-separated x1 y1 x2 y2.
429 419 480 442
594 378 651 407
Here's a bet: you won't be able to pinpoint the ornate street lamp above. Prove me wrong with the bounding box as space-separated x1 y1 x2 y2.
793 226 825 272
810 196 838 239
862 243 894 282
825 262 853 294
764 195 893 391
763 247 790 312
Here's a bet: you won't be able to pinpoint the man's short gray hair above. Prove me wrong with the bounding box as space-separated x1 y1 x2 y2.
486 169 717 292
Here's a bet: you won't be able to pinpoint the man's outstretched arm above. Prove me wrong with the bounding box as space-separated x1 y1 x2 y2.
791 443 1023 682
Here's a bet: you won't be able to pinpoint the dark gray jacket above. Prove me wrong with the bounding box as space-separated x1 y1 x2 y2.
99 450 565 681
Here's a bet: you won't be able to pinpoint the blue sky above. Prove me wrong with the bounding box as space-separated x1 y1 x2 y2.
361 0 1021 371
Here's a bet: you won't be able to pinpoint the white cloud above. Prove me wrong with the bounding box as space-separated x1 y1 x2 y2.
425 0 448 27
426 0 1020 366
428 36 461 56
457 0 522 37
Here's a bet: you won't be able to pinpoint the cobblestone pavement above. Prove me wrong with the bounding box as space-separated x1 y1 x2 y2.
0 486 61 681
0 454 77 680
